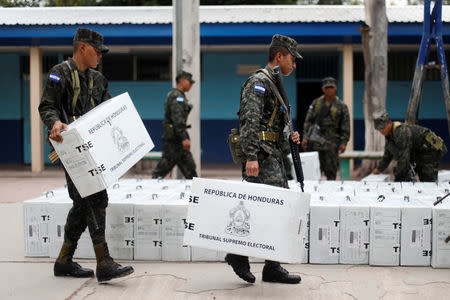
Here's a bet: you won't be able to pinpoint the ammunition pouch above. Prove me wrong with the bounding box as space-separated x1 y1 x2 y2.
424 131 444 151
227 129 281 164
228 128 246 164
306 124 326 146
163 122 175 140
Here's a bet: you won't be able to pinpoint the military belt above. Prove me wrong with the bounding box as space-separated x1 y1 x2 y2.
259 131 279 142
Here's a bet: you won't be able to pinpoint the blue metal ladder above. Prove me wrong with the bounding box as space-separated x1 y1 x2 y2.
406 0 450 135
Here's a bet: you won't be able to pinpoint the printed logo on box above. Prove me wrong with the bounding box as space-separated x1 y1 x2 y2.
226 201 250 237
112 126 130 153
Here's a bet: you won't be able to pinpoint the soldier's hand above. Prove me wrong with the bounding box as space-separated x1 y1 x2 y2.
291 131 300 144
372 168 381 175
49 120 68 143
246 160 259 177
301 139 308 151
339 144 346 153
182 139 191 151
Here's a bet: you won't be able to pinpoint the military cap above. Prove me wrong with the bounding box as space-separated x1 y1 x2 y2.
176 71 195 84
270 34 303 59
73 28 109 54
373 110 391 130
322 77 337 88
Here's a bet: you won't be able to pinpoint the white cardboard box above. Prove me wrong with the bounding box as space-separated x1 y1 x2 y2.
361 174 390 182
162 201 191 261
133 200 163 261
339 195 370 265
309 195 340 264
369 194 402 266
288 151 321 181
400 199 431 266
51 92 154 197
184 178 310 264
431 199 450 268
105 192 135 260
23 196 50 257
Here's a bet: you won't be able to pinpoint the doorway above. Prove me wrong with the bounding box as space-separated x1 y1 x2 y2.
296 81 323 138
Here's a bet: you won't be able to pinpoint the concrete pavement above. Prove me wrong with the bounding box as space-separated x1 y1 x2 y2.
1 164 450 300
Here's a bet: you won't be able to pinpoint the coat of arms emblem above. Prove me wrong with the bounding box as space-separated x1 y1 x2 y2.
111 126 130 153
225 201 250 237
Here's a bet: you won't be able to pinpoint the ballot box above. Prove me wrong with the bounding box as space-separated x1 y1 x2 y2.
184 178 310 263
50 92 154 197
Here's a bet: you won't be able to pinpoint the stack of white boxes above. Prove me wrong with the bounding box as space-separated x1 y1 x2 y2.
23 177 450 268
309 194 340 264
23 196 51 257
339 194 370 264
368 194 402 266
432 198 450 268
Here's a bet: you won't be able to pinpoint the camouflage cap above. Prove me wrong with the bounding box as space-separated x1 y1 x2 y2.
176 71 195 84
270 34 303 59
322 77 337 88
73 28 109 54
373 110 391 130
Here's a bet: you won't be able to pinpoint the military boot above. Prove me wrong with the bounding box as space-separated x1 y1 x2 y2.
94 243 134 283
225 254 255 283
262 261 301 284
54 241 94 278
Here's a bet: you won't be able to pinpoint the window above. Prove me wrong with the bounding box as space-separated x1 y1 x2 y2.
137 54 171 81
101 55 133 81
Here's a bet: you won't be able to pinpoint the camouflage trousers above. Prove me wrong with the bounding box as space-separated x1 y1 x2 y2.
64 170 108 245
152 140 197 179
308 141 339 180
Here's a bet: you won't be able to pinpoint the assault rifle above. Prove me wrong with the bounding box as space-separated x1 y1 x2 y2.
270 66 305 192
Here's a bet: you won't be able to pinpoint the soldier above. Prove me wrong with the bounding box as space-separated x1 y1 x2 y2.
372 111 447 182
225 34 302 284
301 77 350 180
39 28 134 282
152 71 197 179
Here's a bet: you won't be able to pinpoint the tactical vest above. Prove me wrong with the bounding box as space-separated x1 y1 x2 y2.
313 96 338 122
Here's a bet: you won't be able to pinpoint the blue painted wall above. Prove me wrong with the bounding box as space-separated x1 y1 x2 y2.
2 52 449 164
0 53 23 163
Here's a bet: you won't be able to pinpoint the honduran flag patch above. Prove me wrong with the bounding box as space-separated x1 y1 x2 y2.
176 97 184 102
254 84 265 94
49 73 61 82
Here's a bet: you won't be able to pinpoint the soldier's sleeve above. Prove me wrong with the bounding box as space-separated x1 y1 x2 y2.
302 100 316 138
393 126 413 180
339 103 350 145
377 145 393 172
38 67 65 129
168 94 189 140
239 77 265 161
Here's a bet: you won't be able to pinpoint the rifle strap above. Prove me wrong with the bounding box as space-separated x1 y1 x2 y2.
259 69 288 118
64 60 95 115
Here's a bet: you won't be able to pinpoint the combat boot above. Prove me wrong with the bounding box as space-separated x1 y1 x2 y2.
54 240 94 278
94 242 134 283
225 254 255 283
262 261 301 284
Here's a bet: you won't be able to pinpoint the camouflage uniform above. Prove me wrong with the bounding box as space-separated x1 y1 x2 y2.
239 65 289 188
39 57 111 246
152 88 197 179
303 95 350 180
378 123 447 182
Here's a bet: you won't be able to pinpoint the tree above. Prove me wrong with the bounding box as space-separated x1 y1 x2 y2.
357 0 388 178
0 0 39 6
